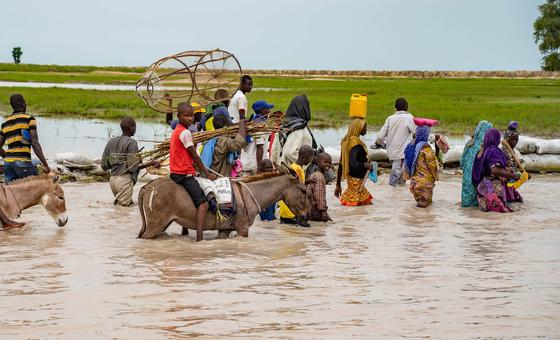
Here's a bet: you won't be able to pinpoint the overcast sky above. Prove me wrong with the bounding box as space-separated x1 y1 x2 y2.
0 0 544 70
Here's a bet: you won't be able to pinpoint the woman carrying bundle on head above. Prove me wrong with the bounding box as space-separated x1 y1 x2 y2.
404 125 438 208
335 118 373 206
472 128 520 213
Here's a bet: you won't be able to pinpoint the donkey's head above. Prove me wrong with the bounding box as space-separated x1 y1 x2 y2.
277 163 309 221
40 173 68 227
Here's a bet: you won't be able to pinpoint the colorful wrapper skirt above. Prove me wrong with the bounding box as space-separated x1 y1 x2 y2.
341 177 373 206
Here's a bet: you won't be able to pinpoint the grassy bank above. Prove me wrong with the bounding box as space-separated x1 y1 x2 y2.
0 65 559 135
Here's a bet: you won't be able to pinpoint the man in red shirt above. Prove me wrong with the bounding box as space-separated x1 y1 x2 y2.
170 102 217 242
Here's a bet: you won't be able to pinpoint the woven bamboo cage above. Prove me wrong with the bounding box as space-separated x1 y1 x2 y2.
136 49 242 113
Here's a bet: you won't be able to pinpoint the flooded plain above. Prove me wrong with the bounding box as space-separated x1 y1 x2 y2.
1 174 559 338
32 116 471 160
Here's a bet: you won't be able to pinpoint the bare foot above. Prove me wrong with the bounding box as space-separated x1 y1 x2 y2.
3 221 25 230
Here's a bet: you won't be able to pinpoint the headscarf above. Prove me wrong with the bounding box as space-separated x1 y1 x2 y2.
504 120 519 142
279 94 317 149
283 95 311 131
472 128 508 185
404 125 431 175
340 118 367 179
460 120 493 171
460 120 493 207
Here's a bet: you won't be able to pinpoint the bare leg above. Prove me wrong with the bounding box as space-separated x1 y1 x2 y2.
0 209 25 230
196 202 208 242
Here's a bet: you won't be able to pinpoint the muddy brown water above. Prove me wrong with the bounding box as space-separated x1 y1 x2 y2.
1 174 559 338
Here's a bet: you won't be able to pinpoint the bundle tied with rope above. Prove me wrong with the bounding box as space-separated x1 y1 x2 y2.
138 111 284 166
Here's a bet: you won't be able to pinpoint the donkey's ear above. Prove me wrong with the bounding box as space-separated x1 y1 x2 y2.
49 170 60 184
280 162 298 179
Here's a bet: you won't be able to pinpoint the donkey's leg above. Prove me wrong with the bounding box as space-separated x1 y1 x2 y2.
141 215 174 239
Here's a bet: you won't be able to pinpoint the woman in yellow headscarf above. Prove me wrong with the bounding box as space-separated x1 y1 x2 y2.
335 118 373 206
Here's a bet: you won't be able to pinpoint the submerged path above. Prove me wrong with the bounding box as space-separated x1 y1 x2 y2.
1 175 559 338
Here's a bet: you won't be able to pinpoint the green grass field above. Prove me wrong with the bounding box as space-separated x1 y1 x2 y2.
0 63 559 135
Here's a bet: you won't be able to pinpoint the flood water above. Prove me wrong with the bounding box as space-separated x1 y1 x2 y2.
1 174 559 338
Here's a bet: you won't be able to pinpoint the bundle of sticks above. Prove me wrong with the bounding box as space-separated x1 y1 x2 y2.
139 111 284 164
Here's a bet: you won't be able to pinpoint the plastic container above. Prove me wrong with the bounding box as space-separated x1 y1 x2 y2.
349 94 367 118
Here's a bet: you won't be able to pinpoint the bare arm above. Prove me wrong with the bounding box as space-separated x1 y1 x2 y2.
256 143 264 170
490 165 519 180
29 129 50 172
334 158 343 198
238 118 247 138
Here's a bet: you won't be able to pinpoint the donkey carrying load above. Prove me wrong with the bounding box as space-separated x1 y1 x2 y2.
137 164 309 240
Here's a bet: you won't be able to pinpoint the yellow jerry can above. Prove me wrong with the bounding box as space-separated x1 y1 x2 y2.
349 94 367 118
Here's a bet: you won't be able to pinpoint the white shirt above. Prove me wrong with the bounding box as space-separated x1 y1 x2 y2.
227 90 248 123
271 128 313 165
240 135 267 172
376 111 416 161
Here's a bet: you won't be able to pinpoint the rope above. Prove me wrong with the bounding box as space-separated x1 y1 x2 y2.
235 181 262 213
208 168 262 214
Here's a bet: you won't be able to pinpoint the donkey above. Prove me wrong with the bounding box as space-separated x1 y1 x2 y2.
137 164 308 239
0 173 68 227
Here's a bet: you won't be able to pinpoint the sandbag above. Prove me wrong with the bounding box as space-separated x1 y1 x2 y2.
52 152 94 166
323 146 340 163
535 139 560 155
368 149 388 161
522 154 560 172
442 145 463 165
515 136 538 154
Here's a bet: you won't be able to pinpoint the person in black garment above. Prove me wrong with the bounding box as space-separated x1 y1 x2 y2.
335 118 373 206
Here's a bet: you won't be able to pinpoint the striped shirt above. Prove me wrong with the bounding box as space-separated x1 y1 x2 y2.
0 113 37 163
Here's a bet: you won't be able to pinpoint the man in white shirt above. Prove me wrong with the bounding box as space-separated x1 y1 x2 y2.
228 75 253 123
240 100 274 175
374 98 416 186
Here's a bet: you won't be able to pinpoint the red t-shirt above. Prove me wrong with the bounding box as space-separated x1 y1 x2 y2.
169 123 196 175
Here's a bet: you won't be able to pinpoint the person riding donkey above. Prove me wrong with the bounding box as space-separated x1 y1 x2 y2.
169 102 217 242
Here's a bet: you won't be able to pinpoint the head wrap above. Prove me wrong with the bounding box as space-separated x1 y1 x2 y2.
283 95 311 130
504 120 519 142
340 118 367 179
404 125 431 175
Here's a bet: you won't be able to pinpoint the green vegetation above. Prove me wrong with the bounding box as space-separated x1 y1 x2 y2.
0 67 559 135
11 47 23 64
0 63 145 74
0 87 158 120
534 0 560 71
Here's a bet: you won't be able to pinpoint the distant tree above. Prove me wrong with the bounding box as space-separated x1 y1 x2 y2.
534 0 560 71
12 47 23 64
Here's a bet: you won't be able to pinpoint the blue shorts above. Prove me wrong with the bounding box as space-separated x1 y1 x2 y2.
3 161 37 183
